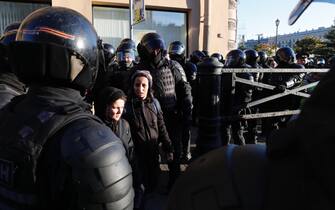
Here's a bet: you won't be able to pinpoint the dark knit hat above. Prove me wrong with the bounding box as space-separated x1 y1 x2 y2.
94 87 126 120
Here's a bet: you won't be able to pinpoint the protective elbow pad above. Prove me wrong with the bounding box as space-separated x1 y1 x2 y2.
61 119 134 210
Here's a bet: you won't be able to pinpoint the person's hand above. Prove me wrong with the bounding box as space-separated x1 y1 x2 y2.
166 152 174 162
274 84 286 92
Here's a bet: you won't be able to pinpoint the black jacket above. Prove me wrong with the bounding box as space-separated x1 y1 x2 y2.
0 72 26 109
123 98 173 154
94 86 135 160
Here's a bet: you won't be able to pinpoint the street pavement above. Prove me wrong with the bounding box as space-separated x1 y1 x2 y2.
143 127 198 210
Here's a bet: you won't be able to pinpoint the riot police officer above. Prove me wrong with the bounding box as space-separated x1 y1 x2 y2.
211 52 225 64
106 40 136 94
0 7 133 209
264 47 305 134
134 32 193 189
222 49 254 145
86 41 116 103
103 42 116 68
189 50 206 66
244 49 262 144
245 49 261 81
0 22 26 109
258 51 270 68
168 40 196 161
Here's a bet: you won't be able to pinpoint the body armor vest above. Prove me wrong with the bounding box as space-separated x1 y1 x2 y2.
0 95 99 209
150 63 177 112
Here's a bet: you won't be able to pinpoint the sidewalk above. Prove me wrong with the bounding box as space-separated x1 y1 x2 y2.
143 127 198 210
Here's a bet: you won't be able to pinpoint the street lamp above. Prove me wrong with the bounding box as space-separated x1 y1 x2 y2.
275 18 280 53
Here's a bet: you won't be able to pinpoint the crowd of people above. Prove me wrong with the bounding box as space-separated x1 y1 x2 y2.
0 4 332 210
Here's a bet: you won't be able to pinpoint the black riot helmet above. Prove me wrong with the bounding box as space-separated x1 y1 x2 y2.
138 32 166 65
225 49 246 68
11 7 100 93
275 47 296 64
190 50 206 65
185 62 197 81
168 41 186 62
120 38 136 50
211 52 224 63
244 49 259 66
258 51 268 64
0 22 21 46
317 58 326 67
202 50 209 58
102 42 115 66
116 42 135 68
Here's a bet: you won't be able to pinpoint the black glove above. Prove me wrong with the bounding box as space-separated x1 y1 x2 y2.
274 84 286 93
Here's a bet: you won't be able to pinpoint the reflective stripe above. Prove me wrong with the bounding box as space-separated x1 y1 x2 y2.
0 185 37 205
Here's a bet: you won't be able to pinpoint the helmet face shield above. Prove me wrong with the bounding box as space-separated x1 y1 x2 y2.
12 6 100 92
116 51 135 63
142 37 165 54
276 47 296 64
168 42 185 56
16 7 99 72
225 49 246 67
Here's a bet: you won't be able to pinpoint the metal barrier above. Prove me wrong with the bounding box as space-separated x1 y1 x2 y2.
224 68 329 120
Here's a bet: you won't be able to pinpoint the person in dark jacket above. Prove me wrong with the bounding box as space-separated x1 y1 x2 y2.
94 87 144 209
94 86 134 160
123 70 173 208
134 33 192 189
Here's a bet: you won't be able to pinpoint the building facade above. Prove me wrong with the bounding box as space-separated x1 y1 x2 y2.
243 26 331 49
0 0 237 57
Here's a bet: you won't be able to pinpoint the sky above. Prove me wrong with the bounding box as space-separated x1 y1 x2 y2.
237 0 335 41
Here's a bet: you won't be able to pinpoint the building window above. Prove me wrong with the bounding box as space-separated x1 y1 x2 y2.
0 1 48 34
93 6 187 51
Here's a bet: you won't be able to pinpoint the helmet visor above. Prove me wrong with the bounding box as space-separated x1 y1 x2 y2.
142 38 166 54
168 44 184 55
116 51 135 63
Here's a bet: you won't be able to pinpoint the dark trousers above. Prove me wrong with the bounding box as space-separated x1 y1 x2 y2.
163 111 182 189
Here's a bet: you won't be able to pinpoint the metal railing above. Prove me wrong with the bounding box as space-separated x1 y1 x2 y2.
224 68 329 120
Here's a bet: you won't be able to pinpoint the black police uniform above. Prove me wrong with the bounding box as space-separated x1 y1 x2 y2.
222 49 254 145
168 40 196 161
166 64 335 210
0 7 133 209
263 47 305 134
105 41 136 94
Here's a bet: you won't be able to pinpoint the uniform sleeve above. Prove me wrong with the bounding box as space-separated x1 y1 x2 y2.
61 119 134 210
170 60 193 124
156 102 173 153
283 64 305 89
